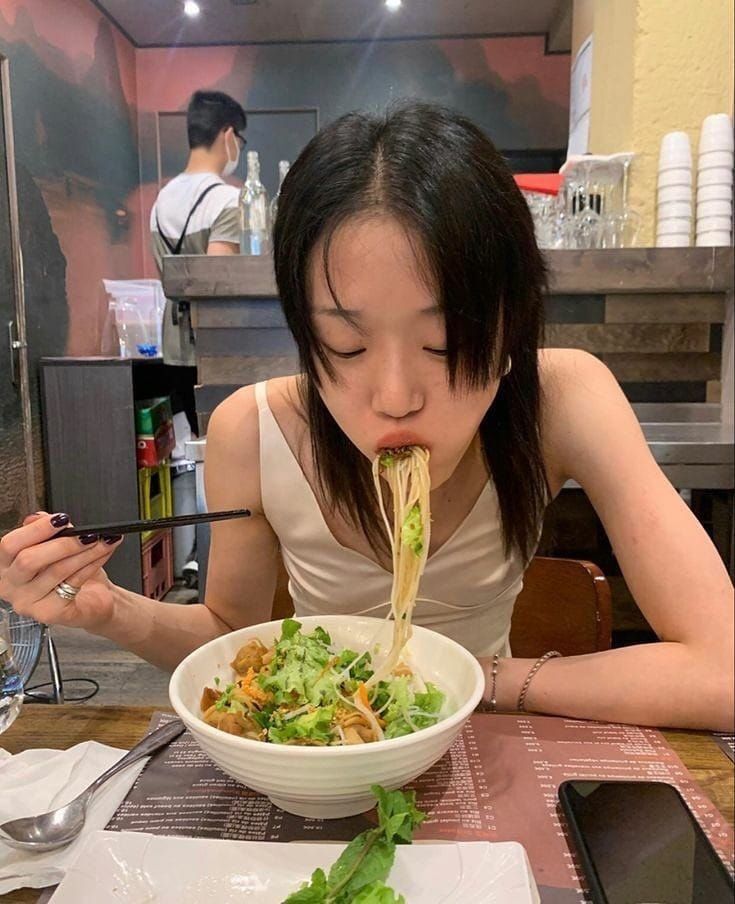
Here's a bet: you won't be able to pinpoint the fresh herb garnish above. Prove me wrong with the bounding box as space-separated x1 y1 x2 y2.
283 785 425 903
214 682 236 711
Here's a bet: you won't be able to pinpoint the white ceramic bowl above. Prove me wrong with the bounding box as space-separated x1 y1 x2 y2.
696 215 732 233
658 200 692 219
697 199 732 218
698 150 734 170
695 230 731 246
656 217 691 235
698 183 733 203
169 615 485 819
657 167 692 187
698 167 734 187
658 185 692 203
657 233 690 247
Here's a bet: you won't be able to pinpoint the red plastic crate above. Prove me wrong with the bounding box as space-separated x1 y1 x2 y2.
141 528 174 600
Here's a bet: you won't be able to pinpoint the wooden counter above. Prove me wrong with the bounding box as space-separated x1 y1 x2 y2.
163 247 734 298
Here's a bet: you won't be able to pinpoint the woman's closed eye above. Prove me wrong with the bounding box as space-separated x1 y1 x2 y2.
424 347 448 357
324 344 366 359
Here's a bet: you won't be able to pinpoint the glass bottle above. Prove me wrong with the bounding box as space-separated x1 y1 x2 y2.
239 150 270 255
269 159 290 231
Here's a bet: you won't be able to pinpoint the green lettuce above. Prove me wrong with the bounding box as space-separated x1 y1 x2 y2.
335 649 373 684
382 681 445 740
414 683 444 716
268 705 335 745
257 620 335 707
400 504 423 557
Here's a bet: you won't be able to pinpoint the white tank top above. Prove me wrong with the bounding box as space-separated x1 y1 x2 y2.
255 381 528 658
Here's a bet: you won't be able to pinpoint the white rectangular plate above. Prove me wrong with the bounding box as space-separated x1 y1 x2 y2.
50 831 540 903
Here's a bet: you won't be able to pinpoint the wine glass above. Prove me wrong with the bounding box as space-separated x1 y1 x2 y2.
0 607 23 733
602 209 642 248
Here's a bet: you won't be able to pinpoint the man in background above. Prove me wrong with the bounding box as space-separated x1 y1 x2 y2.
151 90 246 369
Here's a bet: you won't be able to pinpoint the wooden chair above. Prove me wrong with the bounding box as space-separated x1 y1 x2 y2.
509 556 612 658
271 554 613 658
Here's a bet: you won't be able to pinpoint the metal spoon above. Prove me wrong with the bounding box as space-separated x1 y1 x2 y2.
0 718 185 852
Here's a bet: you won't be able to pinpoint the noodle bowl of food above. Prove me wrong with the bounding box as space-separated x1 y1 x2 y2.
169 614 484 818
171 446 483 817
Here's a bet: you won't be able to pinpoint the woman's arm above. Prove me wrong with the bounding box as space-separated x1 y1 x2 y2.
490 350 734 731
96 386 281 670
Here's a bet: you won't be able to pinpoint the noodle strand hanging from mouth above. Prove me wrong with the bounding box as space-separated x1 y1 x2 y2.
366 446 431 687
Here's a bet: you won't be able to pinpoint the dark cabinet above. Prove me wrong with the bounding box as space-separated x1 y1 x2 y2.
40 357 196 593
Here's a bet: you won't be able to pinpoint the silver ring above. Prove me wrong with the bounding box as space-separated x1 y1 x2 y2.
55 581 80 601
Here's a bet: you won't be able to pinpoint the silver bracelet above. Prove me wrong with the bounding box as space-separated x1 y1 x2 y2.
517 650 562 713
489 653 500 713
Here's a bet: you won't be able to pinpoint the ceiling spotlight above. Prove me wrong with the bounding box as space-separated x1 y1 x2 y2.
385 0 402 10
183 0 201 17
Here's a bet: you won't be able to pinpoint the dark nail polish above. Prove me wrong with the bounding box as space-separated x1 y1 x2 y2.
79 533 99 545
103 534 123 545
50 513 70 528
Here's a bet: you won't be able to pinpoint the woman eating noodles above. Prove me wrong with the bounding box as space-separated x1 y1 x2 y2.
1 102 732 731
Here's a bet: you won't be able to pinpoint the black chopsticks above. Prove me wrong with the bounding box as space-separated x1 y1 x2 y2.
55 508 251 538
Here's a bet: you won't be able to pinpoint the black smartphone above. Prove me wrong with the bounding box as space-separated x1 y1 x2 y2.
558 780 734 904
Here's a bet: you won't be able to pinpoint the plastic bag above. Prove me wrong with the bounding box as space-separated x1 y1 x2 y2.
102 279 166 359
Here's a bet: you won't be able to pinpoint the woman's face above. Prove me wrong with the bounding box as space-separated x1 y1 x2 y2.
308 215 499 488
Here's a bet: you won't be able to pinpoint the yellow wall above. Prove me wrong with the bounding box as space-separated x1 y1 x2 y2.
578 0 734 244
588 0 637 156
571 0 594 57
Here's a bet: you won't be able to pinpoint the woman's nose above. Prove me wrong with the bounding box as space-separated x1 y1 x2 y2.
371 355 424 419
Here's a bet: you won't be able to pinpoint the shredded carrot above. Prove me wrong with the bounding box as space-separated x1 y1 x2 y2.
356 682 371 711
239 667 270 704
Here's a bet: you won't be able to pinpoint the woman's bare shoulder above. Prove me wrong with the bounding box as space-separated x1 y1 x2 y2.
539 347 623 410
206 384 260 461
204 375 306 483
538 348 627 491
202 385 264 514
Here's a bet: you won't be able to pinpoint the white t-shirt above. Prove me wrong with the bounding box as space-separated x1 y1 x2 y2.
150 173 240 365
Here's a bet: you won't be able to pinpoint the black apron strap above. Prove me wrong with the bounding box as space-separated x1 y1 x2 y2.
156 181 227 327
156 181 226 257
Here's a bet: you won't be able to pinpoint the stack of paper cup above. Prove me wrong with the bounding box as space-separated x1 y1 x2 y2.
695 114 733 246
656 131 692 247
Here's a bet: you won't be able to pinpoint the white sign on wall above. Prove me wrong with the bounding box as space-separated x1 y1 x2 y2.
568 35 593 157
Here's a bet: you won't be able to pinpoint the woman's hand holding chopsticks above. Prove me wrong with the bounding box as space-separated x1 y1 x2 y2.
0 512 122 629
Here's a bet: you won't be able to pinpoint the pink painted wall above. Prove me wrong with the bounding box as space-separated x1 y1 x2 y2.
1 0 146 356
2 4 571 346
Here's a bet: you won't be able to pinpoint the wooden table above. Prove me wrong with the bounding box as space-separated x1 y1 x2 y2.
2 705 733 903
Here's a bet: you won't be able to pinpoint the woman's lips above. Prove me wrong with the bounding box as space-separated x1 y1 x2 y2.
375 431 429 452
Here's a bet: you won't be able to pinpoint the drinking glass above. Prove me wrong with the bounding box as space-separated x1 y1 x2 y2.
0 607 23 733
572 209 604 249
602 210 642 248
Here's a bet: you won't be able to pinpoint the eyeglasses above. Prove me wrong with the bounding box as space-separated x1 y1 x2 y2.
234 131 247 148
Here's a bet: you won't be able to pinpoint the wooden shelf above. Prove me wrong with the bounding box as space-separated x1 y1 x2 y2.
163 247 734 299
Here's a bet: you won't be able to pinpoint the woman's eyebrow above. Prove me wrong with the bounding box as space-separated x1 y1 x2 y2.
314 303 440 338
314 306 366 333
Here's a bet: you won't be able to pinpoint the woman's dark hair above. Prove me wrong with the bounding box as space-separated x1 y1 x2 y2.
273 101 548 563
187 90 247 149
